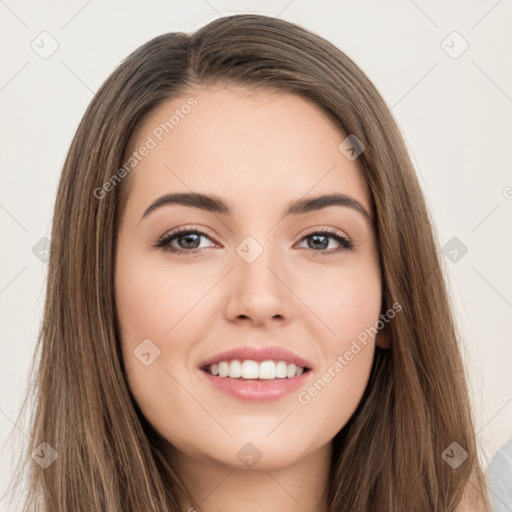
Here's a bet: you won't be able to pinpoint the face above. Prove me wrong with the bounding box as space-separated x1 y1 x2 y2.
115 85 386 472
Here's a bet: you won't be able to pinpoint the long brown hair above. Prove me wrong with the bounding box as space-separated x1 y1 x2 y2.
7 13 489 511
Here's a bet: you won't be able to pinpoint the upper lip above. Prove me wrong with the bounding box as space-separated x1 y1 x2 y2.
200 345 313 370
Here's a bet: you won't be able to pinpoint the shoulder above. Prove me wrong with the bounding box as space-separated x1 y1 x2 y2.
486 439 512 510
456 480 492 512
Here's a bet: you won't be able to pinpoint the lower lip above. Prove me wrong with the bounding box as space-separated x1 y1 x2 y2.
200 369 311 402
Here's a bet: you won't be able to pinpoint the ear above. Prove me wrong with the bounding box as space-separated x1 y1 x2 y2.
375 320 392 349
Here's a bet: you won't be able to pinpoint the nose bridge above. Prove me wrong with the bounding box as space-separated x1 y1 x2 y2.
226 231 291 324
236 232 284 293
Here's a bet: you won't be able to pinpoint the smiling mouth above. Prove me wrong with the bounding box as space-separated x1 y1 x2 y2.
202 359 311 381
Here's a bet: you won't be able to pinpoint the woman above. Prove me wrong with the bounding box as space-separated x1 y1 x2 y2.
8 13 491 511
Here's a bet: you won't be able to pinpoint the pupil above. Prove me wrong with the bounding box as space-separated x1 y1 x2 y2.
180 233 200 249
309 234 328 250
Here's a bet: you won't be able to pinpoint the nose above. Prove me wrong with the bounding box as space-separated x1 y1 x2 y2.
224 244 293 328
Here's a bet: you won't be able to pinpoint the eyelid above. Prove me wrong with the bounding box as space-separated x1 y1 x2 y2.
155 225 219 248
157 225 350 243
295 225 351 242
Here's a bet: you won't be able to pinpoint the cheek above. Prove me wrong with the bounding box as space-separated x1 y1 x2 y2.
115 251 210 342
297 345 374 440
114 250 187 389
301 256 382 343
114 249 219 407
294 258 381 423
331 278 382 341
296 280 379 433
114 253 207 434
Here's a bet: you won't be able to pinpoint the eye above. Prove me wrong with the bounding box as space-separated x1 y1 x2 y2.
296 228 354 255
154 227 354 255
154 227 215 255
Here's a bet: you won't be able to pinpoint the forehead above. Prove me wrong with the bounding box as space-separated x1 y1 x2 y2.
122 85 371 219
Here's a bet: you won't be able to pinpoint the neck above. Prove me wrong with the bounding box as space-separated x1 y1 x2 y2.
166 441 332 512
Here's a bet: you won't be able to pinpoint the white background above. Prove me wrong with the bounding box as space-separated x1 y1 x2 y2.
1 0 511 507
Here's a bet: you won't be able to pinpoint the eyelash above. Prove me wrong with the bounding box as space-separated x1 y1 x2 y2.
154 226 354 256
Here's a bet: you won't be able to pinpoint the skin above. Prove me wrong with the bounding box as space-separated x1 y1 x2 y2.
115 85 390 512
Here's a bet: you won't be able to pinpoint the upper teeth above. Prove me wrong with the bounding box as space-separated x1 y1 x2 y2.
207 360 305 379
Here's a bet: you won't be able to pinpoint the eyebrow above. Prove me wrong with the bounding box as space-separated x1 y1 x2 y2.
140 192 373 224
